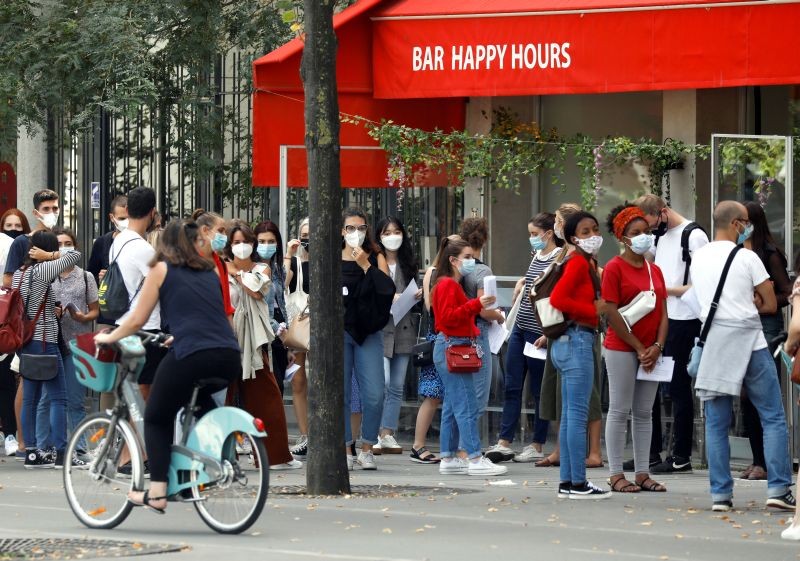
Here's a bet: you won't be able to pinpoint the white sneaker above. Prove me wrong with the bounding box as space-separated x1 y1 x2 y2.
512 444 544 463
269 459 303 471
468 456 509 477
439 457 468 475
782 523 800 541
356 450 377 470
484 443 515 463
375 434 402 454
347 454 354 471
5 434 19 457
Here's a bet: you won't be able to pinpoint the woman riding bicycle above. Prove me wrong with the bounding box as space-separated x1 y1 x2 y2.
95 219 241 513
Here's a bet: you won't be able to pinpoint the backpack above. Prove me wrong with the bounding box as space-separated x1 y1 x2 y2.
0 266 47 354
654 221 706 285
97 239 144 321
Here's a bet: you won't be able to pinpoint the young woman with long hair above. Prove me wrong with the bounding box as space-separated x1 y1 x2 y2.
432 236 507 477
548 211 610 499
373 216 420 455
340 207 394 470
740 200 793 480
95 219 242 513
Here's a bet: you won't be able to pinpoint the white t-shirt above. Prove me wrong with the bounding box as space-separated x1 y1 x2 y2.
0 233 13 273
653 220 709 320
690 240 768 350
109 229 161 330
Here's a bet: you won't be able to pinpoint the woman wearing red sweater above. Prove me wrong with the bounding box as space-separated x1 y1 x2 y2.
549 211 611 500
431 237 506 477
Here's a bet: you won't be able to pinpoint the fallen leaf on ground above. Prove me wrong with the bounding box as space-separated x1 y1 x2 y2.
382 528 392 534
640 521 653 526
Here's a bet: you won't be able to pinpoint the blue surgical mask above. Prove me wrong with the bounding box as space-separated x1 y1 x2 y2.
626 233 655 255
459 258 476 275
737 223 754 245
530 235 546 252
257 243 277 260
211 233 227 253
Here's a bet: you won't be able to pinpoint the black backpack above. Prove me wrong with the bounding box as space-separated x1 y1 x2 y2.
97 239 144 321
654 222 706 285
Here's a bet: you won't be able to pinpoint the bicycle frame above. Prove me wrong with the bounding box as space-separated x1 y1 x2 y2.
103 335 267 497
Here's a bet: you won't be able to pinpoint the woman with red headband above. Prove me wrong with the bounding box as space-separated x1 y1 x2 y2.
602 204 668 493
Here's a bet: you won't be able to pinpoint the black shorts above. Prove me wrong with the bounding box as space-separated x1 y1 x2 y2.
138 331 169 385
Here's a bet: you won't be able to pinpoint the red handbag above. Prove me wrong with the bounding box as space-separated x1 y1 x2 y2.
445 340 483 374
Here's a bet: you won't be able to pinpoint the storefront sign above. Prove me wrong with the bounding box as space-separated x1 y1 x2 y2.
372 3 800 99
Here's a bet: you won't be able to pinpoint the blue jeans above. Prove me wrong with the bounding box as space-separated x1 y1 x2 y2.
499 326 548 444
550 327 595 484
704 347 791 502
434 334 482 459
343 331 385 446
381 354 410 432
35 349 87 449
21 341 67 452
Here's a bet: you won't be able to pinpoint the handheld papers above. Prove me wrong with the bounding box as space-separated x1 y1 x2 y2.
523 341 547 360
636 356 675 382
487 315 508 354
391 279 419 325
483 275 498 309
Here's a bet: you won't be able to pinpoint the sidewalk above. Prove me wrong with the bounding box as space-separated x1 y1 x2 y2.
0 452 797 561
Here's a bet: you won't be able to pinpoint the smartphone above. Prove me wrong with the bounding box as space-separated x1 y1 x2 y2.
65 303 79 314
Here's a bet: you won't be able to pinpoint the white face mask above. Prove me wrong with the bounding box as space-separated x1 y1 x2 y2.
61 246 76 253
554 224 564 240
37 211 58 229
381 234 403 251
345 231 366 249
231 243 253 260
114 218 129 232
574 235 604 255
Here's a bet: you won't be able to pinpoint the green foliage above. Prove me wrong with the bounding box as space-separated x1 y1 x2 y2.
364 108 711 211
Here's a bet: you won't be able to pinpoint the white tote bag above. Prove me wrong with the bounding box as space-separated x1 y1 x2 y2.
285 256 309 326
617 260 657 332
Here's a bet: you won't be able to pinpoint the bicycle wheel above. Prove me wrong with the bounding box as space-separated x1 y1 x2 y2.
191 431 269 534
63 412 145 529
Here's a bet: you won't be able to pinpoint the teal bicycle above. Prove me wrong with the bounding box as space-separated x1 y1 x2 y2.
62 331 269 534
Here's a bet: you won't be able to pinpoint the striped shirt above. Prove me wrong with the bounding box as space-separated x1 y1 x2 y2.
515 247 564 334
12 251 82 344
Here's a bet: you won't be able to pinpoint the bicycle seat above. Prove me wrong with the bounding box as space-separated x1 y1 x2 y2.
194 377 230 391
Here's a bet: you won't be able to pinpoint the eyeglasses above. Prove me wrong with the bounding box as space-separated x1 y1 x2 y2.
737 217 751 225
344 225 368 234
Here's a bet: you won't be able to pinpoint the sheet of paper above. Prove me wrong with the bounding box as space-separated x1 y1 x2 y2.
523 341 547 360
483 275 498 309
391 279 419 325
285 363 301 382
680 287 702 318
487 319 508 354
636 356 675 382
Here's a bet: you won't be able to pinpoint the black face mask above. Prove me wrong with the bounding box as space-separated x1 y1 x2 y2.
653 220 668 238
3 230 23 239
300 238 309 251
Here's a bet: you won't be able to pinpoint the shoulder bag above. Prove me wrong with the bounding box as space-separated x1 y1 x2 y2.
285 256 309 326
20 268 58 381
411 312 433 367
687 246 741 378
445 337 483 374
617 260 657 332
282 304 309 352
530 250 571 338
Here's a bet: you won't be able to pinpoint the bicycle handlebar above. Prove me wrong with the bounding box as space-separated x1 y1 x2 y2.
134 331 172 347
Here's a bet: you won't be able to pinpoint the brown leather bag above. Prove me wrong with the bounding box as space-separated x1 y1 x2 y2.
283 306 309 352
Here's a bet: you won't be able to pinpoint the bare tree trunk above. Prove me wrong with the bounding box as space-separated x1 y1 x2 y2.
301 0 349 495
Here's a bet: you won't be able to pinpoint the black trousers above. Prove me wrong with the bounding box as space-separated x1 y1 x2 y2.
650 319 701 459
143 348 241 482
0 354 16 436
271 338 289 398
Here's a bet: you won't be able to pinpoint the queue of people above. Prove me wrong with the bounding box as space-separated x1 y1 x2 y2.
0 188 796 518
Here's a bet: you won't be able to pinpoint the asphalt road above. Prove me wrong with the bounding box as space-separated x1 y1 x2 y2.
1 453 798 561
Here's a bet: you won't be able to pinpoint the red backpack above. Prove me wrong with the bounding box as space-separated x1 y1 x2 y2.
0 268 46 354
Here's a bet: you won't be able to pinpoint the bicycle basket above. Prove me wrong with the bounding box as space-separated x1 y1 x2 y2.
69 332 120 392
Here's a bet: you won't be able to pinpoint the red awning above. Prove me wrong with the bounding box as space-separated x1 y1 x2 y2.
371 0 800 98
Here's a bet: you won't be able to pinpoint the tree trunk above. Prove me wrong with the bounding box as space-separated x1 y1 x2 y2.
301 0 350 495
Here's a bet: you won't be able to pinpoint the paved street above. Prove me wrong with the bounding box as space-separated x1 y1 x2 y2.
1 452 798 561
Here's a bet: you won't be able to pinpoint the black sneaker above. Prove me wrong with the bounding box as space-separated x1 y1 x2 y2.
484 444 516 464
116 460 150 479
712 500 733 512
557 481 571 499
766 491 796 510
651 455 692 473
55 451 88 470
290 436 308 461
622 454 662 471
24 449 55 469
569 481 612 500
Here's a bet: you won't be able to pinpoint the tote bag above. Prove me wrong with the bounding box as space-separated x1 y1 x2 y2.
285 256 309 326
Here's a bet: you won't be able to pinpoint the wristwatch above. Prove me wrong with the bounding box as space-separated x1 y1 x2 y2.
653 342 664 352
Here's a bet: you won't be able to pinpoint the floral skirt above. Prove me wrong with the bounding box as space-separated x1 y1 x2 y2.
418 332 444 400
